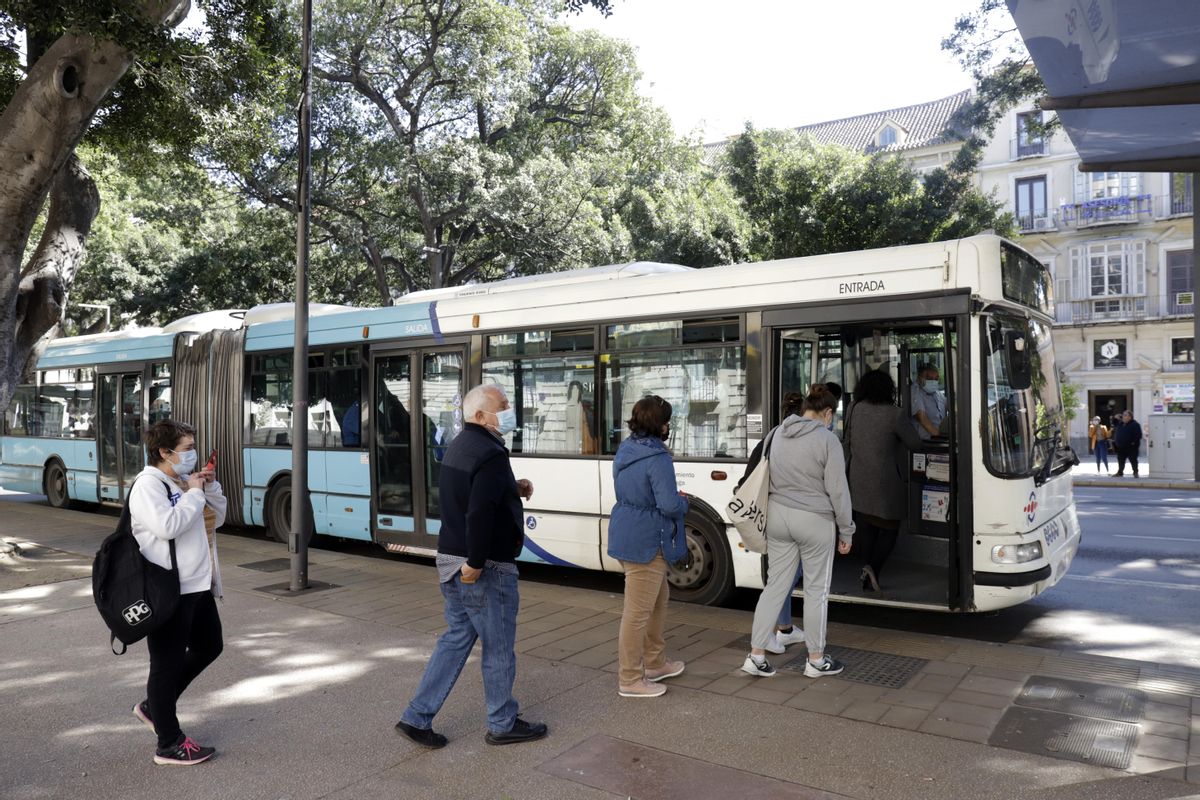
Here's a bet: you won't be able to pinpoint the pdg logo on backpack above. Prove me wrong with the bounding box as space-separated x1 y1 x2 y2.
122 600 152 625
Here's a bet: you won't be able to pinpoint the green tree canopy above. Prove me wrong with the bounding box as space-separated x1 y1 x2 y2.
721 126 1013 261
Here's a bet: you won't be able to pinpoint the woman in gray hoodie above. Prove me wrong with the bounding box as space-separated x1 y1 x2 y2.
742 384 855 679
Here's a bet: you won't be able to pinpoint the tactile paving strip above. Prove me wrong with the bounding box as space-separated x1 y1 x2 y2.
1015 676 1146 723
238 558 292 573
990 707 1138 769
778 645 928 689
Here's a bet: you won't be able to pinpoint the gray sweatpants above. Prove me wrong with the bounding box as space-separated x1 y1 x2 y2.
750 501 837 656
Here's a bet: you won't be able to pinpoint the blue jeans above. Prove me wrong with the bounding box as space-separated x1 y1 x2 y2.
401 567 520 734
776 562 803 629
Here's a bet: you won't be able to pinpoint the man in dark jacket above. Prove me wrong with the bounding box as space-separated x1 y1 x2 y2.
395 384 547 749
1113 409 1143 477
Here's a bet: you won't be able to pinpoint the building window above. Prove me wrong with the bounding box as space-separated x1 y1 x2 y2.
1167 249 1195 315
1172 337 1195 365
1075 171 1139 202
1015 111 1045 157
878 126 897 148
1014 176 1048 230
1067 241 1146 318
1093 339 1127 369
1169 173 1193 216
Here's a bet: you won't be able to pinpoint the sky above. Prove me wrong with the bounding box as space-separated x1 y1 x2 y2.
565 0 979 142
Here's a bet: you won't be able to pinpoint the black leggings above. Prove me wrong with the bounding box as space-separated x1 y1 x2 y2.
856 516 901 580
146 591 223 749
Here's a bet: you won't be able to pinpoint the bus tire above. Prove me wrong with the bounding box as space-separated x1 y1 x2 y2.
265 479 314 546
667 510 734 606
43 461 73 510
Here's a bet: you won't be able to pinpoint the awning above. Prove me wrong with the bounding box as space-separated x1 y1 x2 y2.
1009 0 1200 172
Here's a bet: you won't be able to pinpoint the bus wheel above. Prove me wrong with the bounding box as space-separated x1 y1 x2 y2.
266 481 314 546
43 461 73 510
668 512 733 606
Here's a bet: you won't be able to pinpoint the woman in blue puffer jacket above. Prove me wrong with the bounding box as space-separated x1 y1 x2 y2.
608 395 689 699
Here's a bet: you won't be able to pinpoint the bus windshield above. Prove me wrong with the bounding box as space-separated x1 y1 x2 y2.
983 314 1069 479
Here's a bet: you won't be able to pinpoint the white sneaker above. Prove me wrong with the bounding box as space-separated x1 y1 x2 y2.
740 654 777 677
764 634 786 655
775 627 806 649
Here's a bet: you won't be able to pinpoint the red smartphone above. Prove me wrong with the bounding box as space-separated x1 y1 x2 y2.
204 448 218 474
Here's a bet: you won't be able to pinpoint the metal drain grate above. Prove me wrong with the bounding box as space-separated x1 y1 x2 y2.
239 558 291 573
1015 676 1146 723
990 707 1139 769
778 645 928 689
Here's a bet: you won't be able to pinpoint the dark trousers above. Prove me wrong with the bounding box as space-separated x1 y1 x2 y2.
857 515 900 580
146 591 223 749
1116 446 1139 476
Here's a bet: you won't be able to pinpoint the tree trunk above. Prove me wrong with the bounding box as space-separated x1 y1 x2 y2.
0 0 189 412
9 156 101 387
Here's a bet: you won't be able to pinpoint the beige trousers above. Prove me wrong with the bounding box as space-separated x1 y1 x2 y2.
617 554 671 686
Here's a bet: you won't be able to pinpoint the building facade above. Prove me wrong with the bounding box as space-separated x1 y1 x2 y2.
977 103 1194 455
707 92 1195 457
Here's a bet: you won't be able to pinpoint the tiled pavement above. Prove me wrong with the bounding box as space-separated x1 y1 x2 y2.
3 496 1200 789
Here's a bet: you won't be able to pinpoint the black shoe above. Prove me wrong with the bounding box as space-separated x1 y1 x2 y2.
153 735 215 766
485 717 548 746
395 720 448 749
133 700 154 731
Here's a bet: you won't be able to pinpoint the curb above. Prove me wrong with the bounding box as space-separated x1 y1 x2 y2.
1073 477 1200 490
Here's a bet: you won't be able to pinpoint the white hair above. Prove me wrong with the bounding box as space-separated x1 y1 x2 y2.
463 383 506 422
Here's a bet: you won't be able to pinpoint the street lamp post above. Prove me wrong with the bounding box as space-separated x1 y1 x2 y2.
290 0 314 591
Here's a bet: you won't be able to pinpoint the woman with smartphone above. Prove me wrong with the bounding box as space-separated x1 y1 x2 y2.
127 421 227 766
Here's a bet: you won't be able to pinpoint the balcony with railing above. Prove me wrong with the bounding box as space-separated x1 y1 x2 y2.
1010 138 1048 159
1157 191 1194 218
1054 293 1195 325
1016 209 1057 233
1058 194 1155 229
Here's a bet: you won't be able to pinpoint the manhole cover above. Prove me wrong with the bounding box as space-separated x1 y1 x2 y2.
239 558 292 573
254 580 340 596
1015 676 1146 723
778 645 927 688
990 707 1138 769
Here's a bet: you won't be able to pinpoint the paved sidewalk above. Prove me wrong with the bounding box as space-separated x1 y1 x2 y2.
1070 462 1198 490
2 495 1199 800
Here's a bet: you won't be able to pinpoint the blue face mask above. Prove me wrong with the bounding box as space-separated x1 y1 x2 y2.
922 380 940 395
491 407 518 436
171 449 198 477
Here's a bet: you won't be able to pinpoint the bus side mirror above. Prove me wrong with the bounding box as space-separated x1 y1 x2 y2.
1005 331 1032 391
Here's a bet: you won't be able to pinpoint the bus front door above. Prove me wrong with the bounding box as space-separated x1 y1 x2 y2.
98 371 144 502
371 347 466 550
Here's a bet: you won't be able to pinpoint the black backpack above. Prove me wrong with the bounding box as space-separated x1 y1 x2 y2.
92 479 180 654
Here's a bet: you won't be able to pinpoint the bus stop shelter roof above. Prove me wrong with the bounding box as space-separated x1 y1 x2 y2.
1008 0 1200 172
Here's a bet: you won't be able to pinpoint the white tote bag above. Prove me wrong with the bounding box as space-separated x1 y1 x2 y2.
727 428 776 554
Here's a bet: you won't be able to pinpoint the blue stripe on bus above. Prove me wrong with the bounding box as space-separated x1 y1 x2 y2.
429 301 443 344
38 334 177 368
520 535 579 568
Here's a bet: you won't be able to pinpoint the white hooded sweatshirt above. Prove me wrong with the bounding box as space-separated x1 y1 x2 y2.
129 465 228 596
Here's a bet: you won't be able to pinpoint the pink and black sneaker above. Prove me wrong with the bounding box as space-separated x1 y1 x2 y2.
153 735 215 766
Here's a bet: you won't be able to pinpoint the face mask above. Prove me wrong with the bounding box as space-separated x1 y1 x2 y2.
491 407 518 436
172 449 198 477
922 380 940 395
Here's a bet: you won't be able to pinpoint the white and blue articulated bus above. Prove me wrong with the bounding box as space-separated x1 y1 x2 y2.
1 234 1080 612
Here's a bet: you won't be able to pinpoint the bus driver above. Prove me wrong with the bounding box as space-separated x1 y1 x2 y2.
910 363 946 441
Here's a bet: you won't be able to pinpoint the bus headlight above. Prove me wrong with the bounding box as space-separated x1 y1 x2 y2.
991 542 1044 564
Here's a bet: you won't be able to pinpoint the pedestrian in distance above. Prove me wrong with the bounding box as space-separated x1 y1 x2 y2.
396 384 547 748
609 395 689 698
843 370 923 593
129 420 227 766
1113 409 1143 478
1088 415 1111 474
743 384 855 679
